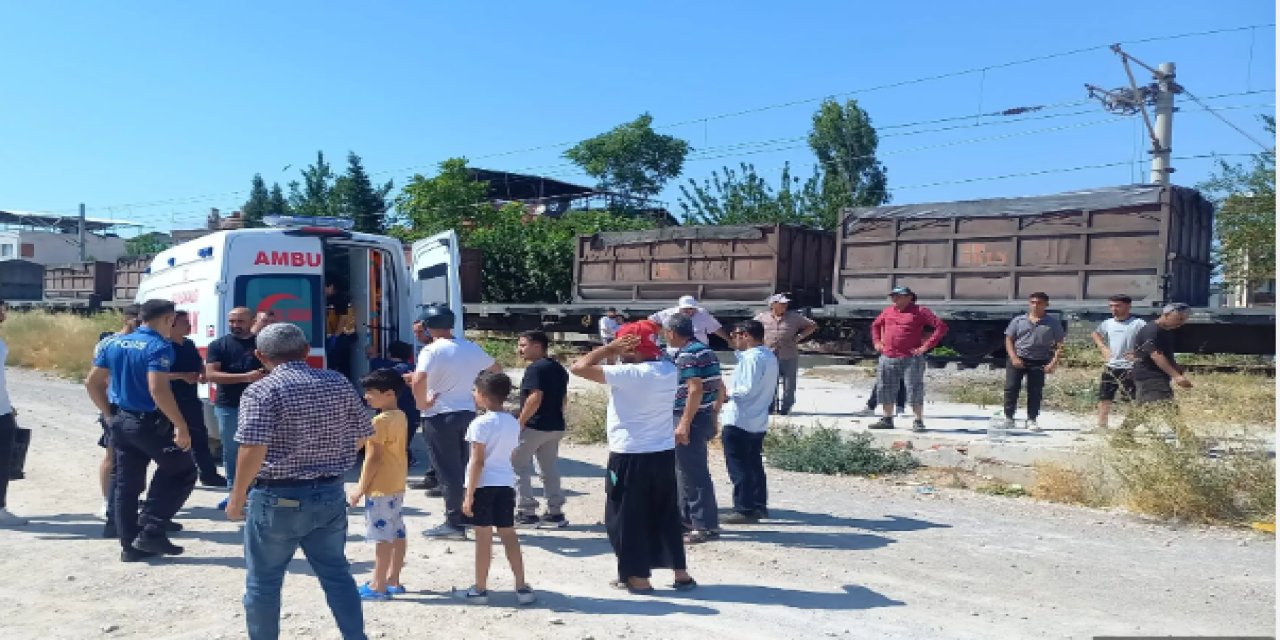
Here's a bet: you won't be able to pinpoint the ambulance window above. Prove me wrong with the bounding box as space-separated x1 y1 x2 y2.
234 274 323 347
417 263 451 308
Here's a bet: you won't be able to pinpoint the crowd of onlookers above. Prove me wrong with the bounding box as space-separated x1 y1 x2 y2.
0 284 1195 639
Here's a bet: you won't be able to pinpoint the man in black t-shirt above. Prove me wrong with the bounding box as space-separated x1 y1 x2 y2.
170 311 225 487
1130 302 1194 405
204 307 265 508
512 330 570 529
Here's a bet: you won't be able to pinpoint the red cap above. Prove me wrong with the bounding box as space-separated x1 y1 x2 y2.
614 320 662 360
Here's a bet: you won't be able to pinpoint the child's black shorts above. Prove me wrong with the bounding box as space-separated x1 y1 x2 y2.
463 486 516 528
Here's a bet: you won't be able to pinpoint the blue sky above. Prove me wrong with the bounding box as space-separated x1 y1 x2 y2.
1 2 1274 234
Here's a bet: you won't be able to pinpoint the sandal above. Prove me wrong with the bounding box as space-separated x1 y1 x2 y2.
609 579 655 595
672 578 698 592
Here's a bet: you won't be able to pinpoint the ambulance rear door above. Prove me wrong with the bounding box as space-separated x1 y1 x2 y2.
410 230 465 336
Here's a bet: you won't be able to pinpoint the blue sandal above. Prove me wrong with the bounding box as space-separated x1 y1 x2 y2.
359 583 391 601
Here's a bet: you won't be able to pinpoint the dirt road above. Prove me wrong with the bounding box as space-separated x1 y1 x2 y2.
0 367 1273 640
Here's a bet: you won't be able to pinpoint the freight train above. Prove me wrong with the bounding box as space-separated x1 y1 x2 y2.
3 184 1274 357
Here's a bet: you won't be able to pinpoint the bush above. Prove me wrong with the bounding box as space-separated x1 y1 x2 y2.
565 388 609 445
764 426 918 475
0 310 122 381
1106 403 1276 524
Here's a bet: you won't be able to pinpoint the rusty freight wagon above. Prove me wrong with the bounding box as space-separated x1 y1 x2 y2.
833 185 1212 306
573 224 834 307
822 184 1271 356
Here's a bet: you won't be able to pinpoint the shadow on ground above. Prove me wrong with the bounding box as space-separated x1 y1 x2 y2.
672 584 904 611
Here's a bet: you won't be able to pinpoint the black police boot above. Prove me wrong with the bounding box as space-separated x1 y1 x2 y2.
132 530 184 556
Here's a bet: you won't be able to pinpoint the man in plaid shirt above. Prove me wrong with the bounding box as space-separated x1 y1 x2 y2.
225 323 373 640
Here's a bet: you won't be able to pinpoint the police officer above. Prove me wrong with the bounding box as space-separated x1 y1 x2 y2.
86 299 198 562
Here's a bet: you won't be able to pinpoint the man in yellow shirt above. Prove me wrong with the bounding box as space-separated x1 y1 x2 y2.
348 369 410 601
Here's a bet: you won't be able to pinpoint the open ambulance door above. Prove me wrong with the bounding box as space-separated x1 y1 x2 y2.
411 230 465 336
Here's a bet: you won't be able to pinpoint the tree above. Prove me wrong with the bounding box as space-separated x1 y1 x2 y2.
392 157 655 302
334 152 393 233
394 157 489 237
241 174 271 228
678 162 828 227
564 113 691 200
125 232 171 256
287 151 338 217
267 182 290 218
807 98 890 228
1198 115 1276 305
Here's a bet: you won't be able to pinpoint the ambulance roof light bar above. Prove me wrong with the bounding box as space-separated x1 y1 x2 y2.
263 215 355 236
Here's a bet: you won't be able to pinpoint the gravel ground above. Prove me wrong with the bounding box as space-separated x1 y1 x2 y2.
0 367 1273 640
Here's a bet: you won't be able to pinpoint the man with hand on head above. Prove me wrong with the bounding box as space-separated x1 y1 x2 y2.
570 321 696 595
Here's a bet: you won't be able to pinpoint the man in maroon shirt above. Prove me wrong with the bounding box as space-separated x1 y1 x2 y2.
869 286 948 432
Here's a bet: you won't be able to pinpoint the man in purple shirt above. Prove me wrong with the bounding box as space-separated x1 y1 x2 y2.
225 323 373 640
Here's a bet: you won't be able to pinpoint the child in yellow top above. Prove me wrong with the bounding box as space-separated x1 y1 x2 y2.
348 368 409 601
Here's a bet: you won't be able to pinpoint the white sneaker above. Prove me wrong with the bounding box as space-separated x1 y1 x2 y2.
516 586 537 606
1003 418 1016 430
452 586 489 605
96 502 109 520
1027 420 1043 432
0 508 29 527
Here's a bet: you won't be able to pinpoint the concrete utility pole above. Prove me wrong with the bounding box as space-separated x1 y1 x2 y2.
1085 48 1179 185
78 202 87 261
1149 62 1176 185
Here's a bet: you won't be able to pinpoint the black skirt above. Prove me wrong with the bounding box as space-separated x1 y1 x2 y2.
605 448 687 580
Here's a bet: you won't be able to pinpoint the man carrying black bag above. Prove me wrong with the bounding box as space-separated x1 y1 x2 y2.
0 299 29 527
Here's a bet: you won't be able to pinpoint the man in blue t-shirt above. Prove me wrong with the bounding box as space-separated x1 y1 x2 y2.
93 304 140 526
663 313 725 544
86 299 197 562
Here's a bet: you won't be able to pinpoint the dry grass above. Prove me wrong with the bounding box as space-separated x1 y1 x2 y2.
0 310 122 381
937 365 1275 429
1031 461 1110 507
565 387 609 445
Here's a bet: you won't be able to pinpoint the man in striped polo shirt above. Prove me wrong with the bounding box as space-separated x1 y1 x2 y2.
663 314 726 545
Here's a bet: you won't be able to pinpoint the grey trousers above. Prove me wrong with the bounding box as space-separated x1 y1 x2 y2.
513 429 566 516
775 358 799 412
674 411 719 531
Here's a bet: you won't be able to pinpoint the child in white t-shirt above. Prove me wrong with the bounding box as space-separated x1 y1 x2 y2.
455 372 535 606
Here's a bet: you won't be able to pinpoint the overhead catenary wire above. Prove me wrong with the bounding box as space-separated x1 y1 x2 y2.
1179 87 1274 151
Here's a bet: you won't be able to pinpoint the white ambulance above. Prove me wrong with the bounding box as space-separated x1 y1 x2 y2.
135 215 464 404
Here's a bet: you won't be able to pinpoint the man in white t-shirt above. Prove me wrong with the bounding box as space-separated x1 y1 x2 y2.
599 308 623 344
0 299 29 527
649 296 729 347
570 320 697 594
412 305 501 539
1089 294 1147 432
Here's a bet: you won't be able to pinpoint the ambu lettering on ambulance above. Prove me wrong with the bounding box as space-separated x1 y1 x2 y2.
253 251 323 267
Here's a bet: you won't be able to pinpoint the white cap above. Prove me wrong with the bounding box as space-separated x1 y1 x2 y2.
767 293 791 304
677 295 699 309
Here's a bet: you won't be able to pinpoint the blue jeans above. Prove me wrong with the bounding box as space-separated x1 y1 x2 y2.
214 406 240 487
243 480 365 640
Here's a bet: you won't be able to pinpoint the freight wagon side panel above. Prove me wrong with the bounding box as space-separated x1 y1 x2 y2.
574 224 834 307
833 185 1212 307
0 260 45 300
